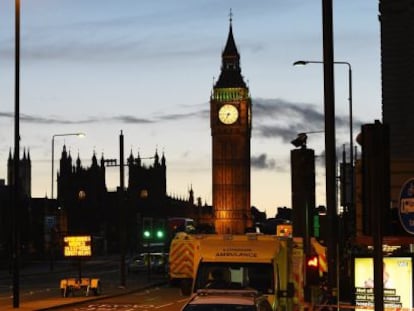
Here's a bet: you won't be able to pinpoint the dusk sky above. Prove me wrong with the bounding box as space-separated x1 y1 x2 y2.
0 1 381 217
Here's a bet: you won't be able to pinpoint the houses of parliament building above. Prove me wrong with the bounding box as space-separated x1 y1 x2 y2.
0 146 214 259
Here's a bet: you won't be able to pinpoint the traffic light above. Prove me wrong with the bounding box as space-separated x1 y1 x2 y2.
143 229 151 239
142 217 153 240
154 219 165 240
155 228 164 239
306 255 320 286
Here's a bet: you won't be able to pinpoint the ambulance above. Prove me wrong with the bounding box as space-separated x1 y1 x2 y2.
169 232 200 293
169 232 305 311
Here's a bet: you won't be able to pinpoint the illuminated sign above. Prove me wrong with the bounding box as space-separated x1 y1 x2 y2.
215 247 257 258
277 224 292 237
64 235 92 257
354 257 412 310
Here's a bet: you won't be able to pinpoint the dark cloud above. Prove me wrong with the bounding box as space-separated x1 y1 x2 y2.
112 116 153 124
0 112 154 124
252 98 365 143
252 98 324 142
0 112 13 118
157 111 201 121
251 153 275 169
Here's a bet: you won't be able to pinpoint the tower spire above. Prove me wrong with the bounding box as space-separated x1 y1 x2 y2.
214 10 246 89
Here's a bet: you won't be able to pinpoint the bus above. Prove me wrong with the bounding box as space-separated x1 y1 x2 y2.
167 217 195 236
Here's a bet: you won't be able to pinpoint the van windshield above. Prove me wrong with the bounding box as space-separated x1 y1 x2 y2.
194 262 274 294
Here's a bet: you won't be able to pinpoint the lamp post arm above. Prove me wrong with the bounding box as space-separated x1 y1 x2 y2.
53 133 84 138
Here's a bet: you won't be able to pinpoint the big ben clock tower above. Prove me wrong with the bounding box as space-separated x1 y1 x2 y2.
210 15 252 234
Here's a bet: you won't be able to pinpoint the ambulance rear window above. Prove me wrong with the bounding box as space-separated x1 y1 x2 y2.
194 262 274 294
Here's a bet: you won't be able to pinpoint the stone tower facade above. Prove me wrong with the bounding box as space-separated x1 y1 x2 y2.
210 18 252 234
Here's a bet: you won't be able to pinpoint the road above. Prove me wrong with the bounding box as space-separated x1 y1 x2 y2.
0 255 169 310
0 257 117 300
53 285 189 311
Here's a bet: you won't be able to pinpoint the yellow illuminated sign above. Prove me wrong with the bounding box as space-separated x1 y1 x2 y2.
277 224 292 237
64 235 92 257
354 257 412 310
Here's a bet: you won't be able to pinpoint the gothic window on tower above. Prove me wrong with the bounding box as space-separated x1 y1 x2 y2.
226 62 235 70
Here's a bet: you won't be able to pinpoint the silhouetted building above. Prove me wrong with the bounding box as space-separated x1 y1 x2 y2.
0 181 11 260
57 146 106 236
379 0 414 235
0 144 214 259
7 148 31 198
275 206 292 221
56 145 213 254
126 149 167 217
0 150 39 260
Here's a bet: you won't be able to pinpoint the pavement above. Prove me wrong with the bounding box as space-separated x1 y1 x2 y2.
0 257 168 311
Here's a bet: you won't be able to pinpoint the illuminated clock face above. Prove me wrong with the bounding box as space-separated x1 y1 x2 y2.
218 104 239 124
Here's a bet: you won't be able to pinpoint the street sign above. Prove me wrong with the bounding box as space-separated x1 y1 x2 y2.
399 178 414 234
63 235 92 257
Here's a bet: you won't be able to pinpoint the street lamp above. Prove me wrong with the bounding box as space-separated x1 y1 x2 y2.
12 0 21 307
293 60 354 210
51 132 85 199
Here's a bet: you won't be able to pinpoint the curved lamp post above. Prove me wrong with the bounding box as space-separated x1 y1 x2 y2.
293 60 354 210
293 60 353 170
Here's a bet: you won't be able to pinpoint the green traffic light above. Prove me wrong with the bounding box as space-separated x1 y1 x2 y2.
143 230 151 239
156 230 164 239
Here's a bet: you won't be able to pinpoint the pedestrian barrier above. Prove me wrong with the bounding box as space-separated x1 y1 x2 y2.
60 277 101 297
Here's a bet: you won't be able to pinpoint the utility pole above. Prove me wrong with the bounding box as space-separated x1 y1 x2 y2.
119 131 126 288
12 0 21 308
322 0 337 290
102 131 127 288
